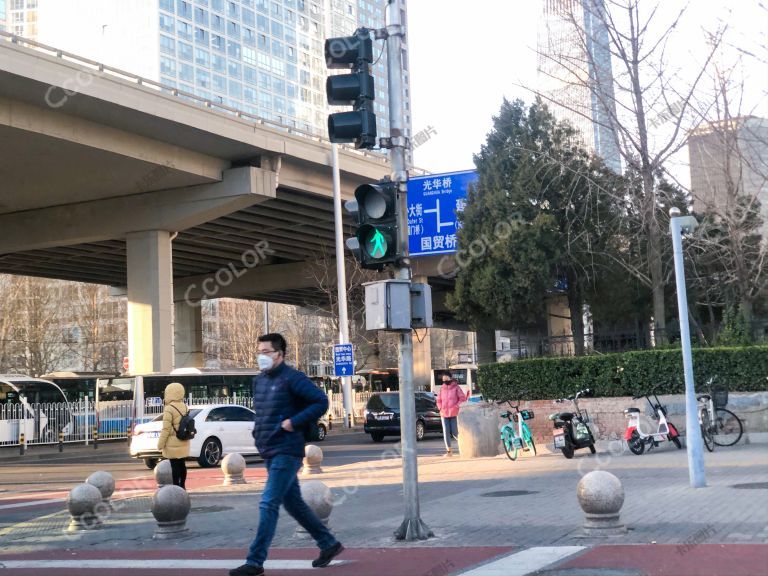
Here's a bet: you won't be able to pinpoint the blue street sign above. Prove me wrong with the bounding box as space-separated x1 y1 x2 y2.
333 343 354 377
407 169 478 257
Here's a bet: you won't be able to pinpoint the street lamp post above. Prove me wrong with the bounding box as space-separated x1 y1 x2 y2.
669 207 706 488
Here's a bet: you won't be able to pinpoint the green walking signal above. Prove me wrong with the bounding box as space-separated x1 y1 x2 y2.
344 180 400 270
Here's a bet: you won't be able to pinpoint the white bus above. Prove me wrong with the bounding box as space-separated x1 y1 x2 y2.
430 364 481 401
95 368 258 437
0 375 73 445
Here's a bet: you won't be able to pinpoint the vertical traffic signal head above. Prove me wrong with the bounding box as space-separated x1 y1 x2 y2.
344 181 400 270
325 28 376 150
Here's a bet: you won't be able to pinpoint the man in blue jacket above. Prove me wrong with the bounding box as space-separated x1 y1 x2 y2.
230 333 344 576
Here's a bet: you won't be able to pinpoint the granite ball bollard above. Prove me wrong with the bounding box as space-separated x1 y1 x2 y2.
154 459 173 487
86 470 116 507
151 485 191 539
221 453 247 485
66 483 103 532
302 444 324 475
294 480 333 538
577 470 627 536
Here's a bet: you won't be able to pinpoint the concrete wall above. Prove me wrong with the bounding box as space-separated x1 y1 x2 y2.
485 392 768 443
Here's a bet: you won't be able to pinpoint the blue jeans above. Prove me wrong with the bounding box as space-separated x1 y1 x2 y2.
442 416 458 450
246 454 338 567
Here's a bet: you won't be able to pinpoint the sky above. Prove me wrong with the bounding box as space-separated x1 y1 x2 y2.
405 1 768 180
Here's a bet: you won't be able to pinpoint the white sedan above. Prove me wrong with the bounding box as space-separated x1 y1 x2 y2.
130 404 259 469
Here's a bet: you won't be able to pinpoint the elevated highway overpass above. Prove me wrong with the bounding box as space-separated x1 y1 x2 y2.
0 34 467 380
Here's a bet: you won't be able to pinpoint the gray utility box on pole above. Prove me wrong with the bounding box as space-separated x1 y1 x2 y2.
364 280 432 331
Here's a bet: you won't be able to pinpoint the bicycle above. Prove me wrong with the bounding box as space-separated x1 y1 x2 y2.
498 399 536 461
624 384 682 455
697 377 743 449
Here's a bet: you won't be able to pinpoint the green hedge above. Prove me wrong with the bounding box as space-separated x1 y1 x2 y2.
478 346 768 401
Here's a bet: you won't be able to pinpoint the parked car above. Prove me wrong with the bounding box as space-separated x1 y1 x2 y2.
130 404 259 469
363 392 442 442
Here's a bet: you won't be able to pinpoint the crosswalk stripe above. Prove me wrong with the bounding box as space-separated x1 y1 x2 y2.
0 559 346 570
460 546 586 575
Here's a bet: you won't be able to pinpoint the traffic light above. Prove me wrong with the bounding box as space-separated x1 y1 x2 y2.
325 28 376 149
345 180 400 270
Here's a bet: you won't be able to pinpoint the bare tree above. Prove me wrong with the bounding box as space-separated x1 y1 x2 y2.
0 275 23 372
535 0 726 341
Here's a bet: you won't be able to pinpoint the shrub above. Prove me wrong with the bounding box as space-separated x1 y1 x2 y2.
478 346 768 400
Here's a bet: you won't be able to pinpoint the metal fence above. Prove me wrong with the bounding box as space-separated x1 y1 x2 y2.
1 393 371 447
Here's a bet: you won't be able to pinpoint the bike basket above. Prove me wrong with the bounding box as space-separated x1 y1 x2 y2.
520 409 534 420
712 385 728 409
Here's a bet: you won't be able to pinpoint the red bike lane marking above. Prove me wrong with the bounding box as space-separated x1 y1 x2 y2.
560 543 768 576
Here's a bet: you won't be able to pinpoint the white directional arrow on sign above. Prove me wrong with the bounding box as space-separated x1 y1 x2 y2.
341 367 347 374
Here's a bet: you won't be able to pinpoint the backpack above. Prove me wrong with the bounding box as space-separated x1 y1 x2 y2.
171 405 196 441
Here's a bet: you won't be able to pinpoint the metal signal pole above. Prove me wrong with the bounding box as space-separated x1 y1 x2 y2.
386 0 432 541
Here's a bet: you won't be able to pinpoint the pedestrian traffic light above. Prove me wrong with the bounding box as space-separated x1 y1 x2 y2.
325 28 376 149
345 180 400 270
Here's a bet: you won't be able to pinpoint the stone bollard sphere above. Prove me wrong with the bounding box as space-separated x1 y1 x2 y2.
577 470 627 536
294 480 333 538
221 453 247 485
302 444 323 475
154 459 173 487
66 483 104 532
86 471 116 504
151 485 191 539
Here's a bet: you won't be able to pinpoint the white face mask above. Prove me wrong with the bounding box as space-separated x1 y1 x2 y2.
257 354 275 371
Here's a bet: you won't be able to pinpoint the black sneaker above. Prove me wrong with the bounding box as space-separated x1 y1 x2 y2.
229 563 264 576
312 542 344 568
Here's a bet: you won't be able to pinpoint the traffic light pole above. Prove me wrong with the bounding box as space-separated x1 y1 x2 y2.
387 0 433 541
331 143 355 428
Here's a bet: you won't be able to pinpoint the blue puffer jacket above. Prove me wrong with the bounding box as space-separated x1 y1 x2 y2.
251 362 329 459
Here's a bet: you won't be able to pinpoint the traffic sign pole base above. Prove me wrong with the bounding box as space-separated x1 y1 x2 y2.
394 517 434 541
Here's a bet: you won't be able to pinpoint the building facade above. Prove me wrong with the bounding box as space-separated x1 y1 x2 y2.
688 116 768 235
33 0 410 142
537 0 621 172
2 0 38 37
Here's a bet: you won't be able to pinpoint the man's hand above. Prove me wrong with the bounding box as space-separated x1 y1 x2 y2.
281 419 294 432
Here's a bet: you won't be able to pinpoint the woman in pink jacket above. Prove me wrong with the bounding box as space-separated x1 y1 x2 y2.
436 375 467 456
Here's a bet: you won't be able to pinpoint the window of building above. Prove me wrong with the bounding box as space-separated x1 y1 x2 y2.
211 14 224 31
211 34 225 52
271 58 285 76
179 62 194 83
242 7 255 27
273 95 285 114
195 7 208 25
27 0 38 7
212 53 226 72
258 91 271 109
257 14 268 32
272 2 281 17
227 20 239 37
196 69 211 88
179 41 193 61
271 39 284 60
285 63 297 81
159 13 174 32
161 76 176 88
256 0 268 13
177 19 193 40
227 1 238 18
228 79 242 99
244 66 257 85
286 46 295 61
179 82 194 93
195 0 208 5
286 82 297 99
242 46 257 66
244 86 256 103
227 60 241 78
212 73 226 92
257 71 270 89
160 56 176 76
177 0 192 19
241 0 253 7
272 77 285 94
211 0 223 13
271 20 282 38
310 2 318 15
299 70 310 86
243 27 255 45
195 47 210 67
195 27 208 43
285 10 294 23
160 35 175 55
257 52 269 69
11 0 23 9
227 40 241 58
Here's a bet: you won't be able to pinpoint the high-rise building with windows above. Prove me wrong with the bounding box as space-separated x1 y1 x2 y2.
3 0 38 38
33 0 410 143
537 0 621 173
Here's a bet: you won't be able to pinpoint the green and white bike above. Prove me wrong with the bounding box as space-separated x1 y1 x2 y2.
498 399 537 461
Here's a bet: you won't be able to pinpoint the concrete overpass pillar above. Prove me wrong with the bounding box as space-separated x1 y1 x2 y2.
126 231 174 374
412 275 432 391
174 301 204 368
475 329 497 365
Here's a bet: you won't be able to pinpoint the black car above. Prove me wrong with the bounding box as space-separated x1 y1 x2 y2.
363 392 442 442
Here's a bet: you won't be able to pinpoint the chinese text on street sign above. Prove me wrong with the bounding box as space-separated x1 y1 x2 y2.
333 343 354 377
406 169 478 257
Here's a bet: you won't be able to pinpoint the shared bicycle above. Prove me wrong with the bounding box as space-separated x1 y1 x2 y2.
498 399 536 461
698 377 744 452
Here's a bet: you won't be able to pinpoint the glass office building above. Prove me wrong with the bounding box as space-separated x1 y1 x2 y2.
34 0 411 143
